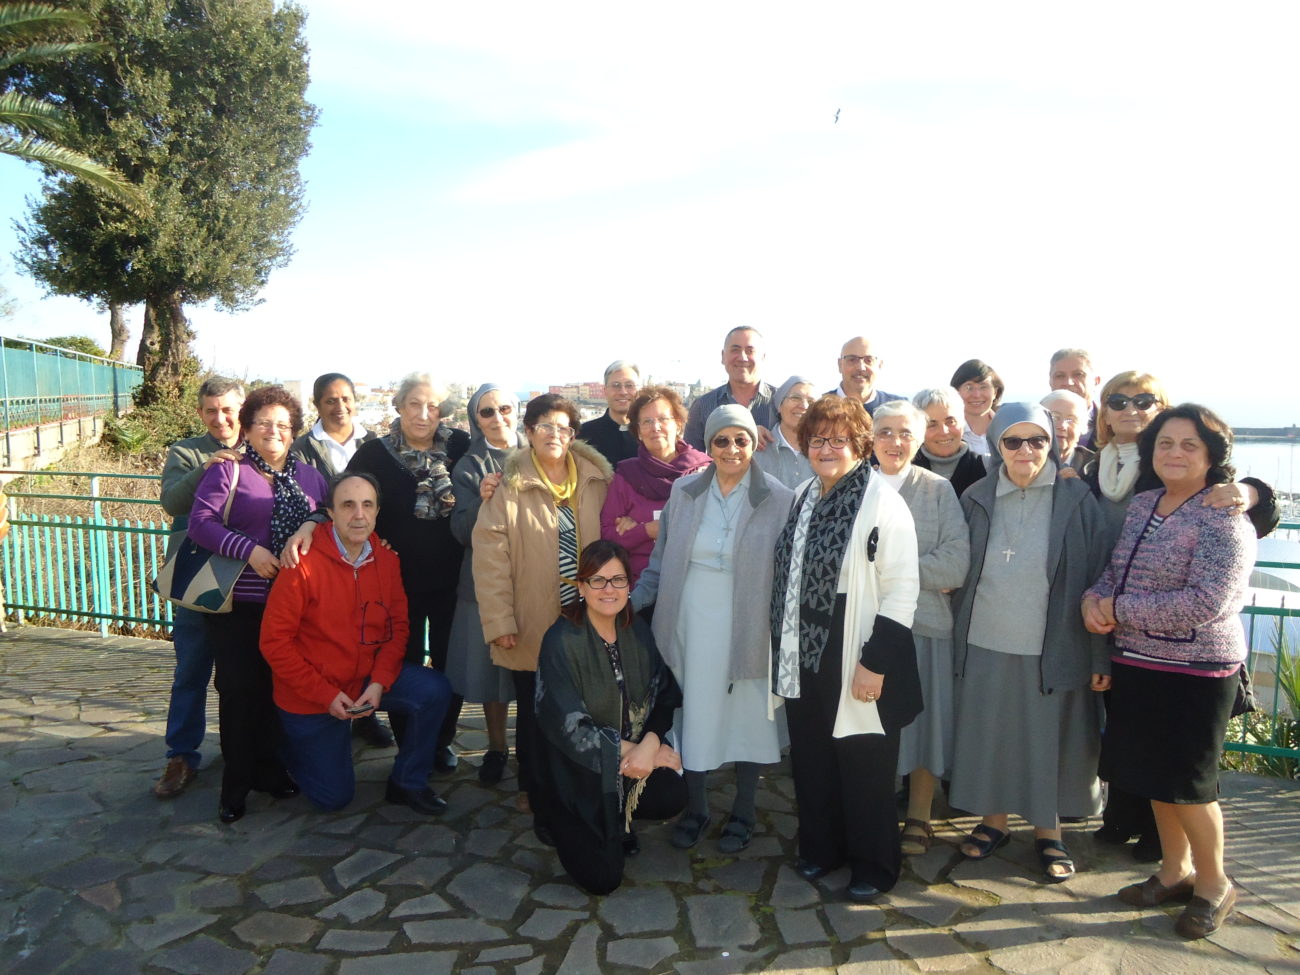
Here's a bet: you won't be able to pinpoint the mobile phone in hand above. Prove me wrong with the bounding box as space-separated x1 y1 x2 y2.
346 703 374 715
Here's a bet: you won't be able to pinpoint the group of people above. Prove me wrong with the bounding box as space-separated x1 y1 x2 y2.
149 330 1275 940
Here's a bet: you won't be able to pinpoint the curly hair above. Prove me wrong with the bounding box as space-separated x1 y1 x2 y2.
1138 403 1235 487
238 385 304 437
797 395 873 458
627 385 688 432
523 393 581 435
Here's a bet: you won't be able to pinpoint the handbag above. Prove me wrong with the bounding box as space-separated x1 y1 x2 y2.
151 462 246 613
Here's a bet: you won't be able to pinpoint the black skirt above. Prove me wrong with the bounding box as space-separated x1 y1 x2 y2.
1099 659 1238 805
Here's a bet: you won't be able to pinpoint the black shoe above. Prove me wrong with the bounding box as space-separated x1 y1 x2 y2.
1094 823 1135 845
622 830 640 857
352 714 394 748
433 746 458 775
384 780 448 816
253 776 299 800
218 801 245 824
795 858 831 881
478 750 508 785
846 872 883 902
1132 832 1163 863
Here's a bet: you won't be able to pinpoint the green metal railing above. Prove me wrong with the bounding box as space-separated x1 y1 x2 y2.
2 470 173 637
1 336 144 466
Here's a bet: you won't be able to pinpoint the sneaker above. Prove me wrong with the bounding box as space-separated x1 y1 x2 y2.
478 750 508 785
153 757 197 798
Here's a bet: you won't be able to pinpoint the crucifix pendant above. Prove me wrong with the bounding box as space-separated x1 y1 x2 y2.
1001 547 1015 562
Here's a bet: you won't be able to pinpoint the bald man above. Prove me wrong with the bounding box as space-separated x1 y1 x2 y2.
828 336 906 415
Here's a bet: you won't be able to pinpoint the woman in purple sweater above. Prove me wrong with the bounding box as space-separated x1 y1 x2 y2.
600 386 710 586
189 385 328 824
1083 403 1255 940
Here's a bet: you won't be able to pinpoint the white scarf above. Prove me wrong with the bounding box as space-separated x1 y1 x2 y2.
1097 440 1140 502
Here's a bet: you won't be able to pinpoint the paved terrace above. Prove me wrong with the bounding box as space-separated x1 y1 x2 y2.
1 626 1298 975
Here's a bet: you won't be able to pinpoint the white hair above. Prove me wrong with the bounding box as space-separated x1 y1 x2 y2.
1040 388 1089 416
392 372 453 415
872 399 926 430
912 386 962 414
603 360 641 383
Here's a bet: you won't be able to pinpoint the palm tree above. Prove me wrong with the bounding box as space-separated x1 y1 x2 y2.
1 1 146 214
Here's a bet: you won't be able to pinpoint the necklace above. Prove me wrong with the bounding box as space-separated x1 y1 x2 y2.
999 488 1031 562
714 485 741 556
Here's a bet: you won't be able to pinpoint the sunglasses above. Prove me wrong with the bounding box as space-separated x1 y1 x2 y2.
1106 393 1159 412
1001 435 1050 451
478 404 513 418
711 435 752 449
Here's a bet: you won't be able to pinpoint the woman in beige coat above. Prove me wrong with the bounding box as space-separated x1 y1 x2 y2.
473 393 612 842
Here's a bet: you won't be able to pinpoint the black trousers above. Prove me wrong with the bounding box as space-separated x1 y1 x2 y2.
786 621 903 893
511 669 545 816
403 586 462 752
207 603 288 804
552 767 687 895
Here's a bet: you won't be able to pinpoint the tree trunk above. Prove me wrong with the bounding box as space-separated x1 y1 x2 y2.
136 291 193 406
136 302 158 369
108 302 129 360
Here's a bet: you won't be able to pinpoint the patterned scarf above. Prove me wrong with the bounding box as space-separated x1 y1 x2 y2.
770 460 870 688
244 444 313 554
383 418 455 520
616 441 712 502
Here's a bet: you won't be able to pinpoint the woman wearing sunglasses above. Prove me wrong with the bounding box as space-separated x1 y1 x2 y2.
536 539 686 893
947 403 1110 883
1082 372 1277 859
447 384 526 786
632 405 794 854
474 394 613 841
600 386 710 587
770 395 920 901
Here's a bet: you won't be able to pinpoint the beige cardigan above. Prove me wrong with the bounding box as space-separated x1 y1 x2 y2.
473 440 612 671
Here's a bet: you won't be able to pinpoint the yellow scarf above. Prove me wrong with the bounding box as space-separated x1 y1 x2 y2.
532 450 578 505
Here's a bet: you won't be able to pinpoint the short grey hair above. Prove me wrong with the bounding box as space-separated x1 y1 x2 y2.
392 372 453 416
603 360 640 384
913 386 962 414
873 399 926 430
1050 347 1093 368
1040 388 1089 416
197 376 245 404
723 325 763 344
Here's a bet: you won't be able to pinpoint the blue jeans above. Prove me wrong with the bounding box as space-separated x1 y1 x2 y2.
279 664 451 811
164 606 214 769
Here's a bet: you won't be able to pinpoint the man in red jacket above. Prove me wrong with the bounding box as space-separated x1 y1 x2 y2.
261 472 451 815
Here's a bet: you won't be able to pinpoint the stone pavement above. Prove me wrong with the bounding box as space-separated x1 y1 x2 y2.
1 626 1298 975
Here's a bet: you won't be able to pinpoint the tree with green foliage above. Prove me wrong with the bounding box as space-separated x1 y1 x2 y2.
40 333 107 357
0 1 146 213
12 0 316 404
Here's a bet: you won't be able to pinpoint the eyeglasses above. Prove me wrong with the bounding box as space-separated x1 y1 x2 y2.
808 435 851 450
532 423 575 440
1106 393 1159 412
607 381 638 392
783 394 814 406
478 404 513 419
1001 435 1050 451
1049 412 1079 428
711 435 751 449
360 601 394 646
252 419 292 435
638 416 675 429
583 574 629 590
840 354 879 368
876 429 916 443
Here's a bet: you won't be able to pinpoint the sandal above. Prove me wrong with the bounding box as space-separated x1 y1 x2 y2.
900 818 933 857
1035 838 1075 883
671 811 712 850
717 815 754 854
961 824 1010 860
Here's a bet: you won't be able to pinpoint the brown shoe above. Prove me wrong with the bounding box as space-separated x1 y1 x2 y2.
1174 886 1237 939
1117 874 1196 907
153 757 197 798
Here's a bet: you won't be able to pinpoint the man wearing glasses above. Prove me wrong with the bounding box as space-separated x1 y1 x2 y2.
830 337 905 416
261 472 452 815
1047 348 1102 449
580 360 641 466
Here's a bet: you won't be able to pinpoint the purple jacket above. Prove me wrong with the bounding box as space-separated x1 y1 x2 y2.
599 472 667 584
189 457 328 603
1085 488 1255 667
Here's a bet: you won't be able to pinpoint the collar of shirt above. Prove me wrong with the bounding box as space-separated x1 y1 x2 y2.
332 525 373 567
995 461 1057 496
311 418 367 443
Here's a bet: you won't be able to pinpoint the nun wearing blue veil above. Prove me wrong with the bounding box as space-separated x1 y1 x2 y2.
946 403 1110 883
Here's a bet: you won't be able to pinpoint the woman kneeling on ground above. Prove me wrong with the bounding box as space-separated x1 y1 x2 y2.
535 540 686 894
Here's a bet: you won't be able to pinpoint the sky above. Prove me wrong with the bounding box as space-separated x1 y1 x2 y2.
2 2 1298 425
